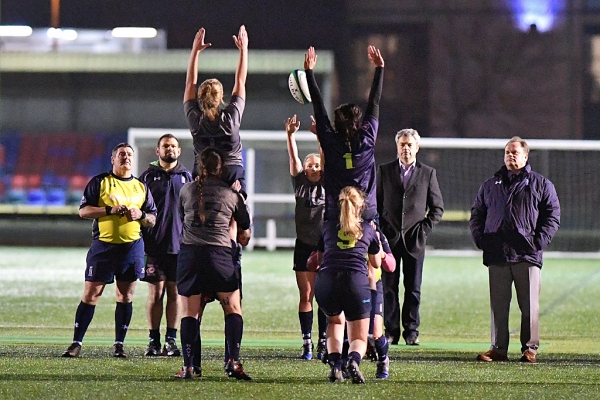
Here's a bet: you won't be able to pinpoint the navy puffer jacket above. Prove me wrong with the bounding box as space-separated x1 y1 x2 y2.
470 164 560 268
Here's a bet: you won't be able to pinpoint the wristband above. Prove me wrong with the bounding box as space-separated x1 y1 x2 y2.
105 206 112 216
140 211 147 221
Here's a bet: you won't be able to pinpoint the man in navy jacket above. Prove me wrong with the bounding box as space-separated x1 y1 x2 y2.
470 136 560 363
140 134 193 357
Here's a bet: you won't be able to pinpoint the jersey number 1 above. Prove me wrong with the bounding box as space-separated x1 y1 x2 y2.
343 153 354 169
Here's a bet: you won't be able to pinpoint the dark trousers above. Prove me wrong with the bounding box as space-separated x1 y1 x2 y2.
382 239 425 341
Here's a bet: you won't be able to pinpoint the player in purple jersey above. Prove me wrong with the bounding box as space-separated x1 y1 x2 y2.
304 45 384 221
184 25 248 196
139 134 193 357
314 186 383 384
285 115 328 360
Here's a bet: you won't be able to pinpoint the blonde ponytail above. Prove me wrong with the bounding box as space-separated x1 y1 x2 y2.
338 186 364 241
198 79 224 121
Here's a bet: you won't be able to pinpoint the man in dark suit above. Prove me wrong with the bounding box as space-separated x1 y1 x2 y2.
376 129 444 345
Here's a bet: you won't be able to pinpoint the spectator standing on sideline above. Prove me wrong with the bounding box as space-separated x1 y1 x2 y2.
376 129 444 346
139 134 193 357
470 136 560 363
62 143 157 358
285 114 328 360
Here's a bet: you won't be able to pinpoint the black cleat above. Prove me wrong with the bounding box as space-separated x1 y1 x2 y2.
225 359 252 381
328 365 344 383
346 359 365 384
174 366 202 379
162 339 181 357
144 339 161 356
62 342 81 358
375 357 390 379
316 339 327 361
112 343 127 358
365 336 377 362
300 342 313 360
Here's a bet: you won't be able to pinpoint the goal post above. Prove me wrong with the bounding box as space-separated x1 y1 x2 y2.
416 138 600 253
129 129 600 253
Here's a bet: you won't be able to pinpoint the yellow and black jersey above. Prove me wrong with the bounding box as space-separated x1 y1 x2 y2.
80 172 157 244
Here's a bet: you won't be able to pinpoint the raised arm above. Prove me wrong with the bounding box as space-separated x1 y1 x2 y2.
304 47 329 125
365 45 384 119
184 28 212 103
232 25 248 100
285 115 303 176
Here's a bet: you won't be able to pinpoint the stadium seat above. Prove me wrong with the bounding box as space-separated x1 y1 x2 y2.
26 188 46 206
46 188 66 206
6 189 26 204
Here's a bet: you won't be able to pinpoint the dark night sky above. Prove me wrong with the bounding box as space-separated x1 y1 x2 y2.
0 0 345 49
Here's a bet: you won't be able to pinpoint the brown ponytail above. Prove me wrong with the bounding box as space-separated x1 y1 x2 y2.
196 147 224 222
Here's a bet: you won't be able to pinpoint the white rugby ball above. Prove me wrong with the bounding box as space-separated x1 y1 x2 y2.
288 69 312 104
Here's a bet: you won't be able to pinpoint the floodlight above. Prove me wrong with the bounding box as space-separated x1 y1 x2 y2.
0 25 33 37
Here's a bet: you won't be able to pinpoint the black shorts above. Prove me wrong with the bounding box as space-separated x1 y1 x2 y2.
177 244 239 297
314 268 371 321
142 254 178 283
373 279 383 316
85 239 145 283
224 164 246 199
293 239 317 272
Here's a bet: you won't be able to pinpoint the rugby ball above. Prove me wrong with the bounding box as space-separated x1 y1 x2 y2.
381 253 396 273
306 250 320 272
288 69 312 104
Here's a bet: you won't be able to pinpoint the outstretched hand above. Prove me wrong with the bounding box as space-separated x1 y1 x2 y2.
304 46 317 70
285 115 301 135
309 115 317 135
192 28 212 52
233 25 248 50
368 45 384 68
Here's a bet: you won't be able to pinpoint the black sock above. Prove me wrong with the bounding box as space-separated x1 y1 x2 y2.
149 329 160 342
369 289 377 335
225 313 243 361
166 327 177 341
348 351 361 366
317 308 328 340
299 310 313 341
180 317 198 368
374 335 389 361
114 302 132 343
328 352 342 369
73 301 95 343
194 318 202 367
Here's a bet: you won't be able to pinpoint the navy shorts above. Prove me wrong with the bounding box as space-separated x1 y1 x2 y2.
314 268 371 321
224 164 246 199
85 239 145 283
193 162 246 199
142 254 178 283
293 239 317 272
177 244 239 297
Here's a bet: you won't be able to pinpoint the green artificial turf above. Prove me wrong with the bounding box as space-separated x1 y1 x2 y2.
0 247 599 399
